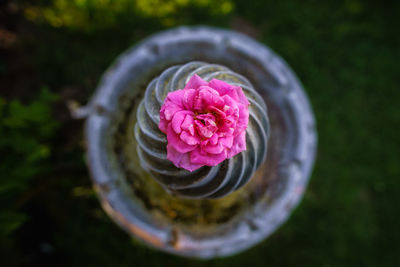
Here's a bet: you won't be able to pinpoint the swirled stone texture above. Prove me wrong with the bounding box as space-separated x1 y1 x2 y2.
135 62 269 199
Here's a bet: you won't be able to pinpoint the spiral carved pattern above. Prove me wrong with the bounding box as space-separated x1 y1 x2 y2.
134 62 269 199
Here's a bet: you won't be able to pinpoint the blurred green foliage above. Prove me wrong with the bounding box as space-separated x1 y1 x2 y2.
24 0 234 29
1 0 399 266
0 88 59 237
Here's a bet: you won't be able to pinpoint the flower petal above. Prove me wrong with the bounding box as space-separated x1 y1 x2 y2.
167 145 203 172
235 85 250 105
167 124 197 153
171 110 193 134
166 144 184 167
219 136 233 148
190 147 227 166
183 89 196 110
202 143 224 154
208 79 239 101
171 111 185 134
209 133 218 145
179 154 203 172
159 108 169 133
181 114 195 135
227 131 246 158
162 101 182 121
236 104 250 133
165 89 185 106
198 86 224 109
184 74 208 90
180 130 200 146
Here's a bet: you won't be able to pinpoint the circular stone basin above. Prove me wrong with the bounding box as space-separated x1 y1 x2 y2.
85 26 317 259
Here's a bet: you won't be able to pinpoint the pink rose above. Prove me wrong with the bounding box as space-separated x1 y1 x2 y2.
159 74 250 172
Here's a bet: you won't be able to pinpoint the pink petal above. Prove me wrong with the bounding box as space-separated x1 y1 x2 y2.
171 110 193 134
197 86 224 109
208 106 226 120
163 101 182 121
201 139 209 147
165 89 185 107
166 144 184 167
167 125 197 153
180 130 200 145
202 143 224 154
217 113 236 134
181 114 195 135
199 127 214 138
221 95 239 117
208 79 239 101
179 154 203 172
235 86 250 105
184 74 208 90
190 147 227 166
236 104 250 133
159 109 169 133
183 89 196 110
171 111 186 134
209 133 218 145
219 136 234 148
227 131 246 158
166 145 203 172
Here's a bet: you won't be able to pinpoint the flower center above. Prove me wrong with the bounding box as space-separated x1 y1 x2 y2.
193 111 219 139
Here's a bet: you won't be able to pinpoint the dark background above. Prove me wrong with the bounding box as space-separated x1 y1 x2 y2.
1 0 399 266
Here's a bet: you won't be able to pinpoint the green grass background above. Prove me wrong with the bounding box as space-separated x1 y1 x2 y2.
0 0 399 266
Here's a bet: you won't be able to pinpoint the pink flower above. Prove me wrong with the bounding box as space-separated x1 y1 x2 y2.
159 74 250 172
